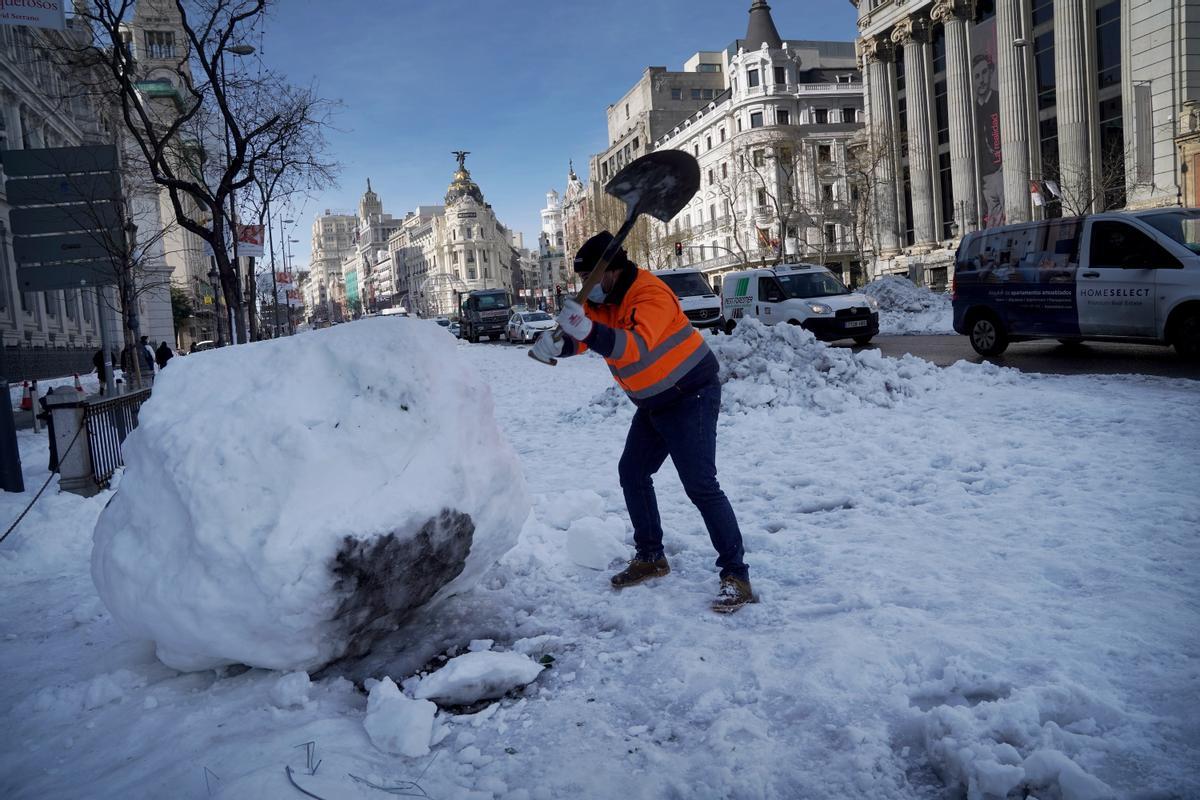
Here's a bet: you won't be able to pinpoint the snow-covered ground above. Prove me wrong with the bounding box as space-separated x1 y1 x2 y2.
1 323 1197 799
861 276 954 335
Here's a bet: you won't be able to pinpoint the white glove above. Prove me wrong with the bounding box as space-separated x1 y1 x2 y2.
557 299 593 341
531 330 564 361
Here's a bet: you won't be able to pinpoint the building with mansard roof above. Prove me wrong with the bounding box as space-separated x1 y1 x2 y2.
854 0 1198 290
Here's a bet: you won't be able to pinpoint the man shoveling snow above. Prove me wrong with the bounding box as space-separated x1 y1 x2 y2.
533 231 754 612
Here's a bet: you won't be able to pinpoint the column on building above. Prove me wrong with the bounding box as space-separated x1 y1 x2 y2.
892 17 938 246
1052 0 1090 212
995 0 1032 223
864 37 902 253
933 0 979 233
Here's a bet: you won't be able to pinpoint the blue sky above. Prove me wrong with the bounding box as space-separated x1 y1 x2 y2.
261 0 858 265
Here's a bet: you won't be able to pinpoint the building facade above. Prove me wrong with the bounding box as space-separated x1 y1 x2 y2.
568 1 867 288
308 209 355 325
855 0 1199 288
536 188 570 310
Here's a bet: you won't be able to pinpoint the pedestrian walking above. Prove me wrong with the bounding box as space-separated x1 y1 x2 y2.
93 349 108 395
139 336 156 373
532 231 754 612
155 341 174 369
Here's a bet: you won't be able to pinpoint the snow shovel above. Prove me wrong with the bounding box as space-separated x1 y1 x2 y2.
529 150 701 365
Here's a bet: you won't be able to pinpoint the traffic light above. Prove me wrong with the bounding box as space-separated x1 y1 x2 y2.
675 242 683 257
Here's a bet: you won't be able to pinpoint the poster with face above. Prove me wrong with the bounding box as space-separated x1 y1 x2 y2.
970 16 1005 228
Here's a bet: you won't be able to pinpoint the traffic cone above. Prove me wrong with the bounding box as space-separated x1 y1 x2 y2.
74 373 83 392
19 381 31 411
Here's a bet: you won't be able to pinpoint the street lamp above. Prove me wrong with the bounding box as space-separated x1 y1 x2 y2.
219 43 256 343
207 264 223 346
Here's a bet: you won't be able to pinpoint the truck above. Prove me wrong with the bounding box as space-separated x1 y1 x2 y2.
720 263 879 344
952 208 1200 357
459 289 512 343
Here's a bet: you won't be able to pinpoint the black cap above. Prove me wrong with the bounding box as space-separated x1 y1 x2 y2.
573 230 630 274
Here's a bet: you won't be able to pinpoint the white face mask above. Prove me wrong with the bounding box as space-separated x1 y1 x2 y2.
587 284 606 303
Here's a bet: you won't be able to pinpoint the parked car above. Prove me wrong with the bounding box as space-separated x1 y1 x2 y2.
721 264 879 344
449 321 461 338
505 310 557 343
190 340 217 353
433 316 451 327
952 208 1200 357
652 267 723 331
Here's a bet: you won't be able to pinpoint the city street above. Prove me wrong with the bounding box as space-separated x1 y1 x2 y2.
848 335 1200 381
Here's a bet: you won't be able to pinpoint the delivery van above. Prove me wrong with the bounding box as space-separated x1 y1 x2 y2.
720 263 880 343
952 209 1200 357
651 268 723 331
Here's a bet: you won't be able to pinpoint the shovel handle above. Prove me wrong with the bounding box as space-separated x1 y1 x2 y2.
528 330 563 367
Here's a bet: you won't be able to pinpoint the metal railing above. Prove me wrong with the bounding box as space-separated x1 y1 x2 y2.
82 388 151 489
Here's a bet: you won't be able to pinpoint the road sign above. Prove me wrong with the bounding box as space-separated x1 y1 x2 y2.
15 260 119 292
4 172 121 206
0 145 117 177
9 201 121 235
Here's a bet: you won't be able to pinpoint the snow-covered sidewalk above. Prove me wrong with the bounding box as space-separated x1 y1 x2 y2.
1 326 1197 799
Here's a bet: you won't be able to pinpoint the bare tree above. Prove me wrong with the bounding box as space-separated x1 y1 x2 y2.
60 0 339 344
1034 137 1146 218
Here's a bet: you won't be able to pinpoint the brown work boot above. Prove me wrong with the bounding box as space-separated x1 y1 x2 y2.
610 556 670 589
711 576 756 613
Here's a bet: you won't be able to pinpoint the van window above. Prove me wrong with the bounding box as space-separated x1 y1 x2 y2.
658 271 713 297
1089 221 1183 270
776 271 848 299
758 276 785 302
1140 209 1200 254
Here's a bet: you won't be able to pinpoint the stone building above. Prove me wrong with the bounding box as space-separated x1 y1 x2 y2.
537 188 569 310
855 0 1199 289
342 180 401 317
387 154 518 318
0 7 180 359
307 209 355 325
568 1 866 287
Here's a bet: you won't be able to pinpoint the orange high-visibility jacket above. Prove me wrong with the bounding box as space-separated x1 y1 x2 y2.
573 269 715 404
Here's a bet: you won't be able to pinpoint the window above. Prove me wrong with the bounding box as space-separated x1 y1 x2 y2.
843 107 858 124
691 88 702 100
721 162 728 179
814 108 828 124
753 149 766 167
709 203 717 222
697 63 721 73
737 118 743 132
837 74 857 84
719 128 726 142
671 88 682 100
750 111 763 128
632 137 639 150
625 103 630 119
145 30 176 59
821 184 835 203
707 169 714 186
817 144 832 163
702 88 715 100
694 144 700 157
825 225 837 246
706 135 712 150
777 108 790 125
64 289 74 320
44 292 55 317
758 277 785 302
1088 221 1181 270
774 67 786 85
756 188 768 206
747 69 760 88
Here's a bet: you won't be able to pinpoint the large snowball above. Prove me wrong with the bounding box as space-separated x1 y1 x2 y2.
91 320 530 672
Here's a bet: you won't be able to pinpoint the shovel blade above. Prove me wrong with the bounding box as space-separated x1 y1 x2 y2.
603 150 700 223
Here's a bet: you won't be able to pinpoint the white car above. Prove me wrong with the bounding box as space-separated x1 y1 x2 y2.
721 263 880 344
505 310 557 343
652 268 723 331
449 321 461 338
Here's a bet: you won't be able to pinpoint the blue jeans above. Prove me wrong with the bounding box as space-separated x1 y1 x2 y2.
618 380 748 581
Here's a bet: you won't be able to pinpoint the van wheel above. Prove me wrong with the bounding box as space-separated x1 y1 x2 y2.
724 319 737 335
968 313 1008 356
1172 309 1200 359
1056 338 1084 349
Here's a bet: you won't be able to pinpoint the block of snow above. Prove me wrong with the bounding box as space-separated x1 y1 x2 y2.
269 671 311 708
91 320 530 672
413 651 544 706
467 639 494 652
363 677 436 757
538 489 605 530
564 516 627 570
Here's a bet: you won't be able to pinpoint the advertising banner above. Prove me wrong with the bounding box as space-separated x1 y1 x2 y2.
236 224 265 256
0 0 65 30
969 15 1005 228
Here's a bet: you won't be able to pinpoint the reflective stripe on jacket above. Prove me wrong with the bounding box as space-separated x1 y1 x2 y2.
580 270 713 401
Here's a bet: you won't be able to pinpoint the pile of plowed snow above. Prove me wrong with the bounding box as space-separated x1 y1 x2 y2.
860 275 954 334
711 319 947 412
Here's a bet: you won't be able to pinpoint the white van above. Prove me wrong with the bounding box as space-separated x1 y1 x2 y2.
721 263 880 343
952 208 1200 357
651 268 723 331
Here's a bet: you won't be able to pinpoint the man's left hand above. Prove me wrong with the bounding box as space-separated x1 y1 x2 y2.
556 299 593 341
